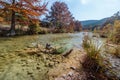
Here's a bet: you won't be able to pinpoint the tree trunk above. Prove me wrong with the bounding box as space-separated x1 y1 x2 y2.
9 0 16 36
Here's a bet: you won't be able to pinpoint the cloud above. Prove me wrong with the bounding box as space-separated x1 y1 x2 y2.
80 0 120 5
66 0 71 1
80 0 90 5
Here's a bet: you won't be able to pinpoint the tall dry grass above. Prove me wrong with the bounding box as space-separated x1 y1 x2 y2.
82 34 103 72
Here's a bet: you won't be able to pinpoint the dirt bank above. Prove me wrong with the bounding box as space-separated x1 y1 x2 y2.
48 48 87 80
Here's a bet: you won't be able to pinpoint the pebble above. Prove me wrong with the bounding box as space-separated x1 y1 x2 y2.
70 66 76 70
67 72 73 77
27 71 33 75
49 62 54 67
36 67 40 70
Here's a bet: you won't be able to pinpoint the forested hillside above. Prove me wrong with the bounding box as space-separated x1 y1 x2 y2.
81 11 120 30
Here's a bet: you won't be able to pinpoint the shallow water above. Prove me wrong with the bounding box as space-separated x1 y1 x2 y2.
37 32 86 49
0 32 86 55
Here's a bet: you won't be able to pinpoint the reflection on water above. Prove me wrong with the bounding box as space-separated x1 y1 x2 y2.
37 32 85 49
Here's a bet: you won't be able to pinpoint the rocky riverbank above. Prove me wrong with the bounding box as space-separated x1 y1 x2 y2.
0 46 63 80
0 43 87 80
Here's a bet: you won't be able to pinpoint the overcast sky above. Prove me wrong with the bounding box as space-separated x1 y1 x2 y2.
44 0 120 21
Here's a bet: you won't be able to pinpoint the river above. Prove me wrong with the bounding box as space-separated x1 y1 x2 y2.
0 32 119 80
0 32 87 55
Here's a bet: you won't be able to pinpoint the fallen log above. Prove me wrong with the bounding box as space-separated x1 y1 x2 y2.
62 48 73 57
106 43 118 47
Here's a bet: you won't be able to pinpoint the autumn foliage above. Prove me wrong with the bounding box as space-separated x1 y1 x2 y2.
109 20 120 44
0 0 47 35
0 1 82 35
46 1 75 33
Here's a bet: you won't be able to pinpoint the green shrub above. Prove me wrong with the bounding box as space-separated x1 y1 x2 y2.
28 23 40 34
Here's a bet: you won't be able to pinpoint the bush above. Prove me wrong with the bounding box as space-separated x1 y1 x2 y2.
38 27 50 34
107 20 120 44
82 35 102 59
114 46 120 57
82 35 120 79
28 23 40 34
82 35 103 72
105 44 120 58
100 24 113 38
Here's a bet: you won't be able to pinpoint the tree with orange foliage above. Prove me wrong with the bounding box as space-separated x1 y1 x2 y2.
0 0 47 36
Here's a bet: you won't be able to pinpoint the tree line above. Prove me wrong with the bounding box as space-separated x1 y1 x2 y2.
0 0 82 36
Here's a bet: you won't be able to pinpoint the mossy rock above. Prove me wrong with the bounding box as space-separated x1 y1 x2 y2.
52 47 66 54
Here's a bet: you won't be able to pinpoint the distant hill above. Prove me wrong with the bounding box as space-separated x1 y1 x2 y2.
103 11 120 26
81 18 108 28
81 20 98 26
81 11 120 30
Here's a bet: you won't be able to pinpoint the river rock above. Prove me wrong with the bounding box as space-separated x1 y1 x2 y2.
27 43 38 48
36 66 40 70
48 62 55 68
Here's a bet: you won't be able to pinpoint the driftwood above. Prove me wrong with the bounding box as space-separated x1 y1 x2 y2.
62 48 73 57
106 43 118 47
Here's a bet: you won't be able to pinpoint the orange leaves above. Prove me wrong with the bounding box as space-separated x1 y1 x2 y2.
0 0 47 25
0 17 4 22
0 0 47 17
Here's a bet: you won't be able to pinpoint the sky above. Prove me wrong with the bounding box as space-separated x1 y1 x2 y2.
44 0 120 21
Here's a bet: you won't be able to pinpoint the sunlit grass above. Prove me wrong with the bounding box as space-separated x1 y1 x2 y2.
82 35 102 60
105 44 120 57
0 36 38 55
82 35 104 72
